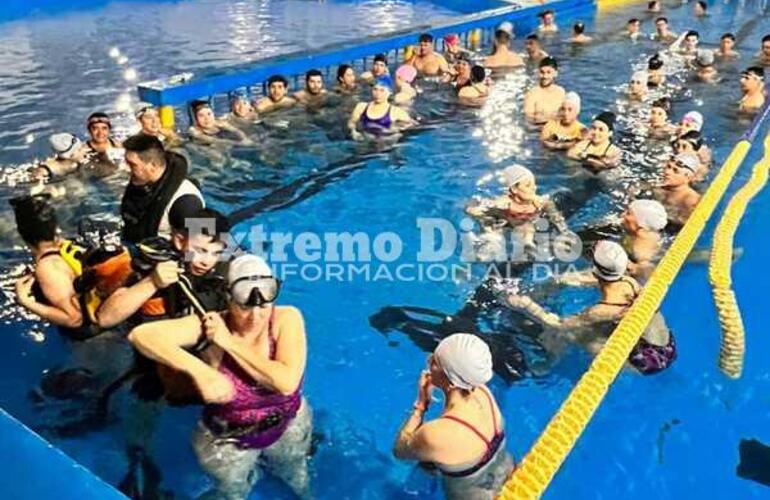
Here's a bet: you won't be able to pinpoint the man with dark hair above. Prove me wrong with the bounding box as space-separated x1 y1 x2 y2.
524 57 566 125
694 1 707 17
654 17 677 43
120 134 204 244
484 21 524 68
361 53 390 83
626 18 642 40
647 0 661 12
760 34 770 65
75 111 124 172
739 66 766 114
524 34 549 64
537 9 558 34
254 74 296 114
293 69 328 106
715 33 740 59
407 33 451 76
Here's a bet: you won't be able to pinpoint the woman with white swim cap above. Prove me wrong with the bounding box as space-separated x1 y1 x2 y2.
394 333 514 499
623 199 668 281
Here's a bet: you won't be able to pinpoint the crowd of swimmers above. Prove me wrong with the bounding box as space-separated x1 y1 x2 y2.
6 2 770 499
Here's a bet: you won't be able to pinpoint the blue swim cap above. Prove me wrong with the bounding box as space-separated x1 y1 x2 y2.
373 75 394 91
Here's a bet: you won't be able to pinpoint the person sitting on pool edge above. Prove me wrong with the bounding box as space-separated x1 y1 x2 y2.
567 111 622 171
739 66 766 114
569 22 592 44
483 22 524 69
654 17 677 43
394 65 418 105
537 9 558 34
222 92 261 130
335 64 357 95
715 33 740 59
626 18 642 40
524 34 549 65
628 71 649 101
393 333 514 500
254 75 297 114
540 91 586 150
360 53 390 84
501 240 675 375
464 165 570 254
523 57 565 125
655 152 702 227
407 33 451 77
135 103 182 148
293 69 328 107
188 100 251 147
128 253 313 500
347 76 413 140
648 97 677 138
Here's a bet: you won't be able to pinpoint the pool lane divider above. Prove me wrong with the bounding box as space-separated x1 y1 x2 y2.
709 102 770 379
137 0 597 128
497 107 770 499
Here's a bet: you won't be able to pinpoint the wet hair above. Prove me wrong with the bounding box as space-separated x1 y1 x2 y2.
526 34 539 42
651 97 673 114
171 206 230 242
267 75 288 87
419 33 433 43
763 34 770 44
495 30 512 44
743 66 765 79
648 53 664 70
573 22 585 35
123 133 166 166
305 69 323 82
538 9 554 18
470 65 486 83
190 100 211 118
10 195 57 246
373 53 388 64
337 64 353 83
696 1 707 10
539 56 558 70
628 18 640 25
647 0 659 8
721 33 736 41
655 17 668 24
676 130 704 150
685 30 700 39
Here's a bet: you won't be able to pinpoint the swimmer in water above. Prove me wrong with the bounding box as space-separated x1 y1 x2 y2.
502 241 675 375
407 33 452 77
739 66 766 114
569 22 592 44
443 34 471 65
694 50 718 82
524 34 549 65
674 30 700 57
622 199 668 281
394 65 418 106
11 195 83 331
567 111 622 171
223 92 261 130
673 130 710 180
648 98 677 138
188 101 251 147
335 64 357 95
293 69 328 107
360 54 390 83
715 33 740 59
654 17 677 43
655 152 702 226
628 71 649 101
458 66 490 106
537 10 558 34
29 133 84 179
540 91 586 150
693 1 707 17
128 254 313 500
483 22 524 69
348 76 413 140
626 18 642 40
79 112 124 170
523 57 566 125
760 35 770 65
647 53 666 87
393 334 514 500
647 0 661 13
465 165 569 253
254 75 297 114
135 103 182 147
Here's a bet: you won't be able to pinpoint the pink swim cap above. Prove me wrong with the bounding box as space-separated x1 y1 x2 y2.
444 33 460 46
396 64 417 83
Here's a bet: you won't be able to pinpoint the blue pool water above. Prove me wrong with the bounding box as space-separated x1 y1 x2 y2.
1 0 770 498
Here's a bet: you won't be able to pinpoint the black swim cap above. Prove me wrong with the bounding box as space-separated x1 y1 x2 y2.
574 22 585 34
471 65 486 83
648 54 664 70
593 111 616 132
539 56 558 70
10 194 57 246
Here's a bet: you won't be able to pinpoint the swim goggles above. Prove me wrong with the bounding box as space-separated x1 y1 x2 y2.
135 104 155 119
229 275 281 307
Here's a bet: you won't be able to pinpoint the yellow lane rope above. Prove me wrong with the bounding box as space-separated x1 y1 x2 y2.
709 132 770 379
497 137 754 499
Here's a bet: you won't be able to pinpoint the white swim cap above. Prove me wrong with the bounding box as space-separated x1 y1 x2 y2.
592 240 628 281
681 111 704 132
502 165 535 187
629 199 668 231
631 71 649 85
49 133 81 160
564 91 581 112
434 333 493 390
673 152 700 175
